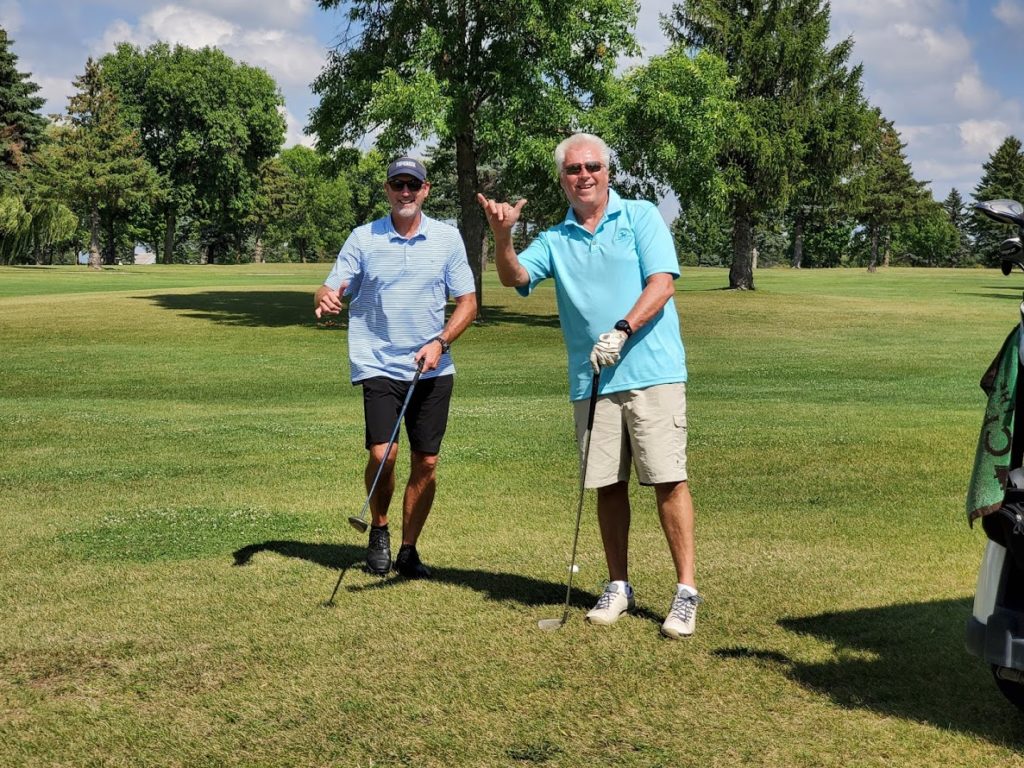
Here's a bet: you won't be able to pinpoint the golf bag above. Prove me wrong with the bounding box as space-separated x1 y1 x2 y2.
966 197 1024 711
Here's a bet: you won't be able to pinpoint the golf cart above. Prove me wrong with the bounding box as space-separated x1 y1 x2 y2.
965 198 1024 712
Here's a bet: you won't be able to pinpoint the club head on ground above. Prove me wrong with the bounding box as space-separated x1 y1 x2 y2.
537 618 566 631
348 516 369 533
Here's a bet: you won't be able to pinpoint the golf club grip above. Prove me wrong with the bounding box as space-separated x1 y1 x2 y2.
586 372 600 431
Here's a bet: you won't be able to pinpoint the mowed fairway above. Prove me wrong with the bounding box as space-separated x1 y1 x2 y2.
2 263 1023 766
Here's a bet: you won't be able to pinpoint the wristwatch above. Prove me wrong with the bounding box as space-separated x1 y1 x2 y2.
614 319 634 337
432 336 451 354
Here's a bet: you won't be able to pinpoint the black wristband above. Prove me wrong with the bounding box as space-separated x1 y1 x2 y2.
614 319 633 337
432 336 451 354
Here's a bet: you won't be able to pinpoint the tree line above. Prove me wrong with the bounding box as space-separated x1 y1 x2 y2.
3 1 1024 295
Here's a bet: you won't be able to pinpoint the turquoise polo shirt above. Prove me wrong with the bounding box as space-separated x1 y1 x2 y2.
324 213 475 383
516 189 687 402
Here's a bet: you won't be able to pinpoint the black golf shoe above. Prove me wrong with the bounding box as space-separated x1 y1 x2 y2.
366 525 391 576
394 544 431 579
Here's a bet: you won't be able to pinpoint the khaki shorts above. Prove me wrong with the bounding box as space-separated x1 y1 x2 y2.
574 382 688 488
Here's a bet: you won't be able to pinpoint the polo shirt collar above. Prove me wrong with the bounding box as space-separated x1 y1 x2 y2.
387 212 432 242
563 188 623 230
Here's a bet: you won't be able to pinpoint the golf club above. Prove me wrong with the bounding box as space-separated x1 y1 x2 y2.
538 369 601 631
325 358 426 606
348 358 424 534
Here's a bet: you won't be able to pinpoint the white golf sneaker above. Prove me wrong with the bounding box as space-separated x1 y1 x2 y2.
585 582 635 625
661 590 702 639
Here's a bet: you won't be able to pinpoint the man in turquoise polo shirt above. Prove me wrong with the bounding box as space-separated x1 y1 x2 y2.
477 133 700 638
316 157 477 579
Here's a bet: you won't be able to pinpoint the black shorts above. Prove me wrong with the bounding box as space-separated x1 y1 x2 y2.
360 375 454 455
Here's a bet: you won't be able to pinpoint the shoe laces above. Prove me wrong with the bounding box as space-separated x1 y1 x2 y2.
669 592 702 622
369 528 389 548
594 584 621 610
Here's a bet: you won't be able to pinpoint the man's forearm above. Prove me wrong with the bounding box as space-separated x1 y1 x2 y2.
493 235 529 287
440 294 478 343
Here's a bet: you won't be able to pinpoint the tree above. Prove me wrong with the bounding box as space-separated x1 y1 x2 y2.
601 48 736 211
0 27 47 186
942 188 973 266
309 0 638 313
850 111 928 271
101 43 285 263
664 0 868 288
33 59 159 269
267 145 355 262
971 136 1024 266
890 198 960 267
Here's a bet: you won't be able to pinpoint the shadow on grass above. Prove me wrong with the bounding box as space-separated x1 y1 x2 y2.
714 598 1024 744
231 538 662 622
137 291 561 329
139 290 327 328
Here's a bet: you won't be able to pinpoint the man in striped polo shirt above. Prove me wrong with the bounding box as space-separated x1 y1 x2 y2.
315 157 477 578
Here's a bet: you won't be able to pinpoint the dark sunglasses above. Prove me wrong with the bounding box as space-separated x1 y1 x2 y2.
563 161 605 176
387 179 424 192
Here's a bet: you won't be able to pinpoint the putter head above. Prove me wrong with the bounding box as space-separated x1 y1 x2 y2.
348 516 369 533
537 618 566 631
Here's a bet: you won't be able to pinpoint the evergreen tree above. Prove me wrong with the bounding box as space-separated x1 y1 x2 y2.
850 110 928 271
665 0 868 288
35 58 158 269
971 137 1024 266
942 187 973 266
0 27 47 185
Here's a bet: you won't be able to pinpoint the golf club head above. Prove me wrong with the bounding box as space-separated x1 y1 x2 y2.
537 618 565 631
348 516 369 533
975 199 1024 228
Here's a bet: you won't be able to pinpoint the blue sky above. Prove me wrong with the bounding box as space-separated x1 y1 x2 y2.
2 0 1022 204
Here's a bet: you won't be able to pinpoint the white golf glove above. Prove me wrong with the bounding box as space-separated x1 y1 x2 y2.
589 329 628 373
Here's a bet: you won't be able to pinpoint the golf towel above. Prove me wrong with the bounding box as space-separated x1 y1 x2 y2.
968 326 1020 524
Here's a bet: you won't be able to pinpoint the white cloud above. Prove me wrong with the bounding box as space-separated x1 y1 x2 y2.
96 4 326 87
960 119 1013 156
279 105 316 149
34 74 75 115
954 68 1000 112
0 0 23 33
994 0 1024 29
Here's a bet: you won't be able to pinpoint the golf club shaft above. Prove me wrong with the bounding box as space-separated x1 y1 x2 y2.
555 370 601 624
352 359 424 527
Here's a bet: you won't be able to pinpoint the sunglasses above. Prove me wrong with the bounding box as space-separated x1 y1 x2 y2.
387 179 424 192
563 161 605 176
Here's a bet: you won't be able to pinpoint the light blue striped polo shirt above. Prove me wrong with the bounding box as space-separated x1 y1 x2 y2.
516 189 686 402
324 213 475 383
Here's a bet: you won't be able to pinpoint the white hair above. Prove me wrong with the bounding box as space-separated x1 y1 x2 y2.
554 133 611 170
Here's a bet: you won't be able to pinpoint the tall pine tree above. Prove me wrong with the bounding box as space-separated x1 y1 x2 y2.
850 110 928 271
0 27 47 186
971 137 1024 266
35 58 158 268
942 188 972 266
665 0 868 288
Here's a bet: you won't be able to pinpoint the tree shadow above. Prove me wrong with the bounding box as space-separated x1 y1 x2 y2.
475 305 561 329
137 290 562 330
963 290 1024 301
139 290 330 328
230 539 662 622
713 598 1024 745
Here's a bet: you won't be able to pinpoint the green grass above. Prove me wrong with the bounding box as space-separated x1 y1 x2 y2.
2 263 1023 766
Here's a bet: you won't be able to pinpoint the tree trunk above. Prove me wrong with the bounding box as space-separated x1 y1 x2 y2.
867 224 878 273
454 128 484 317
792 215 803 268
163 209 176 264
88 204 102 270
729 202 755 290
